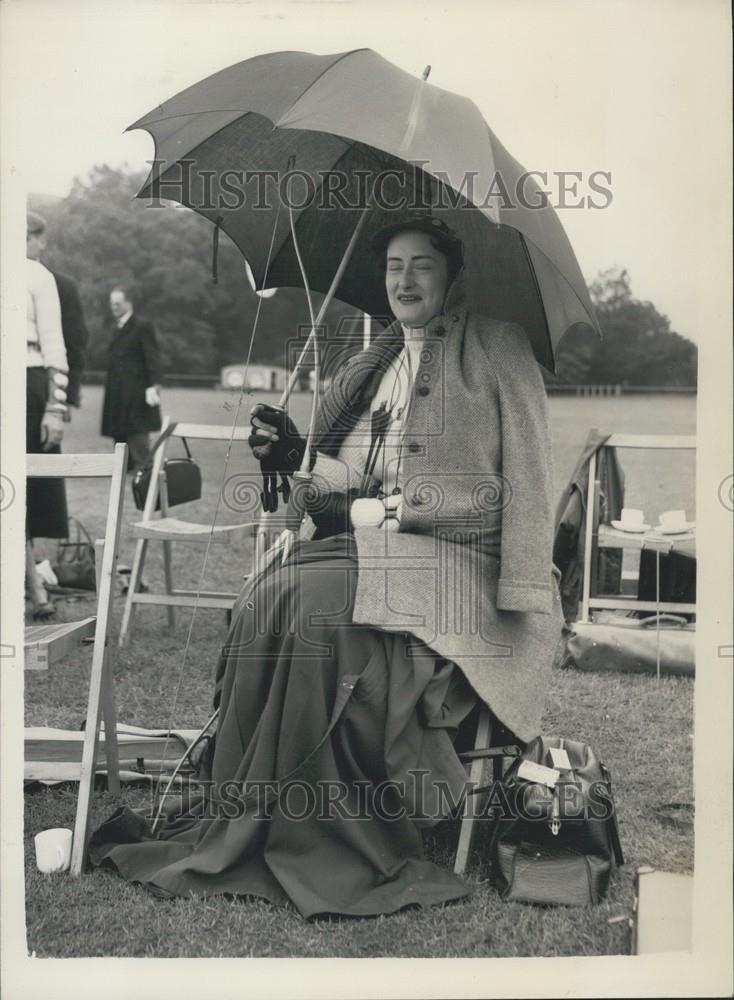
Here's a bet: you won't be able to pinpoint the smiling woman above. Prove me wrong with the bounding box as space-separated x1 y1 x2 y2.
387 234 448 328
380 219 464 329
89 214 564 919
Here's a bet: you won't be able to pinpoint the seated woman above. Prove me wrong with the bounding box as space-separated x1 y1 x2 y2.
90 215 564 918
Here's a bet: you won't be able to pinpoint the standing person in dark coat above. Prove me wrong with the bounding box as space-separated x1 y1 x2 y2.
102 287 163 471
51 271 89 410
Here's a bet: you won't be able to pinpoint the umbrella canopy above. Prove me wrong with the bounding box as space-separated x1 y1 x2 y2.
129 48 599 371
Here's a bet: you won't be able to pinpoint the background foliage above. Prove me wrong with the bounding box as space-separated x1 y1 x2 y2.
551 268 698 386
31 167 362 379
31 167 697 385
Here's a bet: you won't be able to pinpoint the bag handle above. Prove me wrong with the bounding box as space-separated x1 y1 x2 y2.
70 515 94 550
149 422 196 461
459 744 522 763
56 516 95 563
149 422 178 456
638 613 690 629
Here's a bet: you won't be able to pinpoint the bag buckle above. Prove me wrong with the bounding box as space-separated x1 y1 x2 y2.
550 786 561 836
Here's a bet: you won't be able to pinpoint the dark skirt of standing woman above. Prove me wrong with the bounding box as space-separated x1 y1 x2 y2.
26 367 68 539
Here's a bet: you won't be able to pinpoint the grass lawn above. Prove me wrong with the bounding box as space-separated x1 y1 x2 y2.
23 388 696 957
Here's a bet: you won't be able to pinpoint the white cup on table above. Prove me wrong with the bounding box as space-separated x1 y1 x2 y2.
620 508 645 528
34 827 72 874
659 509 688 531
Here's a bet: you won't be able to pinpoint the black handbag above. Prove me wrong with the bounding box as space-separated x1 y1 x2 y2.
53 516 97 591
487 736 624 906
132 423 202 512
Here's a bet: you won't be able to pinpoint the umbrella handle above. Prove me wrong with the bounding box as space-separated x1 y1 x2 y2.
277 203 372 411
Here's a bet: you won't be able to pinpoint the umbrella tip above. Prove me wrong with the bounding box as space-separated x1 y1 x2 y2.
422 65 431 81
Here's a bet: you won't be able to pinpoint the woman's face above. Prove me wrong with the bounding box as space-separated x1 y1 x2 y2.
385 230 449 328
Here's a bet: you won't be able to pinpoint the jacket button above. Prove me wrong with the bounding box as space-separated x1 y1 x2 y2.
420 372 431 383
434 325 445 337
408 441 420 453
450 313 459 323
418 385 430 396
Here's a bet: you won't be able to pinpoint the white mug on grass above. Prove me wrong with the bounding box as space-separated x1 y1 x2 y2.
34 827 72 874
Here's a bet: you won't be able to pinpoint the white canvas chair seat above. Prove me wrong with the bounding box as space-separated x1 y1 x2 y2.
119 418 258 645
129 516 256 543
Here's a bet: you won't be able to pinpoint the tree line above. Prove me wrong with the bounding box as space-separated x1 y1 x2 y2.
31 165 696 387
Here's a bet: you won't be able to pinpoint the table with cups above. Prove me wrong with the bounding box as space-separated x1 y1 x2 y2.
597 508 696 613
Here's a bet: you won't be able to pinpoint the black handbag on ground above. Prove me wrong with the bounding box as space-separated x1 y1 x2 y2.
486 736 624 906
132 423 202 512
53 516 97 591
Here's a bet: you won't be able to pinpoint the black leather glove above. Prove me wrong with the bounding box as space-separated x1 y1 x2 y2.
249 403 315 513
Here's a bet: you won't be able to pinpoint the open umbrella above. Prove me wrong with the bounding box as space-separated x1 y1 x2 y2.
128 48 599 372
137 51 602 822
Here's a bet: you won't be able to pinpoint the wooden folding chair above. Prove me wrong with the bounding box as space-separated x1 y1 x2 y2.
24 443 128 875
118 418 262 646
453 707 525 875
454 703 493 875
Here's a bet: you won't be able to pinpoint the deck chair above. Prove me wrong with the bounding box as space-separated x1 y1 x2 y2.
579 434 697 622
24 443 128 875
118 418 261 646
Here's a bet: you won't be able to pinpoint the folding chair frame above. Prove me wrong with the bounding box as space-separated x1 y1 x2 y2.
118 418 261 646
454 703 493 875
25 443 128 875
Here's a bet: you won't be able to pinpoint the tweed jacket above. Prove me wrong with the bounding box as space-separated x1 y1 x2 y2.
299 302 564 740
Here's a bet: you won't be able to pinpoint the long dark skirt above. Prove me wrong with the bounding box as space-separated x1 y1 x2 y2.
89 535 476 917
26 367 68 539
